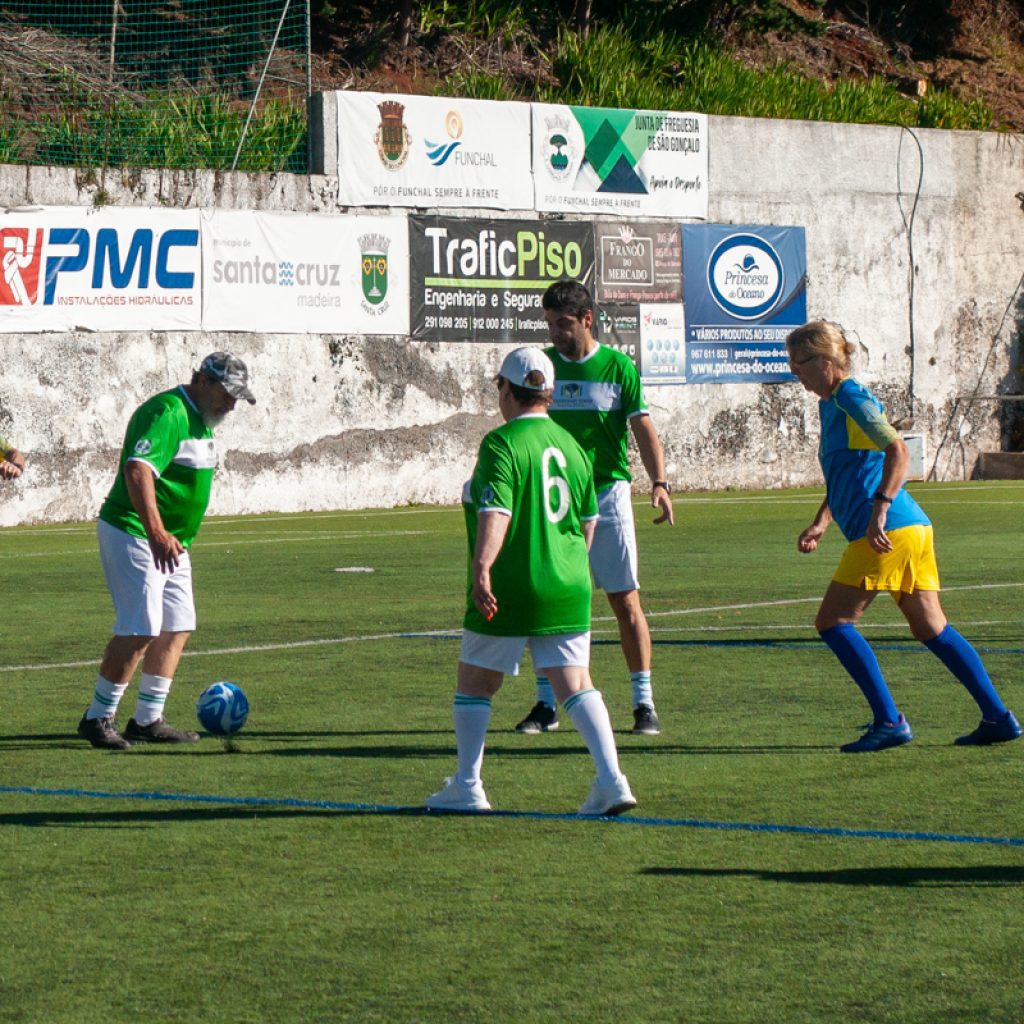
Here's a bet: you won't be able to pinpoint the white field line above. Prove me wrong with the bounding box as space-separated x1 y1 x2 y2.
3 582 1021 675
0 529 431 559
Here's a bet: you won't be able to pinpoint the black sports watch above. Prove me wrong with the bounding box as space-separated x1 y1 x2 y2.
653 480 672 493
872 491 892 504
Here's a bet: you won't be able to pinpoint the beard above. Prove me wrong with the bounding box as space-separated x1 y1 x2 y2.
201 407 229 428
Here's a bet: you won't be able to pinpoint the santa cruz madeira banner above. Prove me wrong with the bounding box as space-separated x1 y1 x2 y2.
682 224 807 384
201 210 409 335
0 207 201 332
409 216 595 342
336 92 533 211
533 104 707 219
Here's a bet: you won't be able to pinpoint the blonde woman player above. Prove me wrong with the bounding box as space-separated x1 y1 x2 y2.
787 320 1020 752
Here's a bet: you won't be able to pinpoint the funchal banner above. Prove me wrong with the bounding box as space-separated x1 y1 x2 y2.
532 104 708 219
681 224 807 384
408 215 595 342
335 92 533 210
201 210 410 335
0 207 201 332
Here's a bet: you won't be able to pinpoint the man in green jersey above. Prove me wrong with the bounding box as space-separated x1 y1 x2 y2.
78 352 255 750
515 280 674 738
426 346 637 816
0 435 26 480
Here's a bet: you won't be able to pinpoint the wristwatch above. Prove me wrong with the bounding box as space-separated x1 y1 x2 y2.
872 491 892 504
653 480 672 493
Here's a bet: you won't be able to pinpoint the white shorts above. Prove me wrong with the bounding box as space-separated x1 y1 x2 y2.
97 518 197 637
459 629 591 677
590 480 640 593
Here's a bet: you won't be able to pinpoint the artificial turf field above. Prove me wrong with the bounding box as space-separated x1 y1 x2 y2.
1 481 1022 1024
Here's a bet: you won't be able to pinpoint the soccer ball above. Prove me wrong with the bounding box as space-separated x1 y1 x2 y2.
196 681 250 735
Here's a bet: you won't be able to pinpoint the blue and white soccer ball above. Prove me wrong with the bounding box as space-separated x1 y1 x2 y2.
196 681 250 735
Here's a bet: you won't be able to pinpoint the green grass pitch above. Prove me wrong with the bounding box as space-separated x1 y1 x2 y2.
1 483 1022 1023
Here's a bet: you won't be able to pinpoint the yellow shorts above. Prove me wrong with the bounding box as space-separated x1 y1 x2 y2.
833 524 940 594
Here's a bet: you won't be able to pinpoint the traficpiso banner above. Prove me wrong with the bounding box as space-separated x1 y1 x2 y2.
0 207 201 332
336 92 534 211
532 104 708 219
201 210 409 335
682 224 807 384
409 216 595 342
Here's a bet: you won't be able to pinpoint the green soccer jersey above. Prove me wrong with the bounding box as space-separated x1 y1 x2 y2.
463 413 598 637
545 343 648 492
99 386 217 548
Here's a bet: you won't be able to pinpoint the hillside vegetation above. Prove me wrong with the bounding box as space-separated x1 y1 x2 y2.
0 1 1021 174
314 0 1024 132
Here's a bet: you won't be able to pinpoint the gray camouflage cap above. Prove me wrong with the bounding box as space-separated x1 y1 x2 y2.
199 351 256 404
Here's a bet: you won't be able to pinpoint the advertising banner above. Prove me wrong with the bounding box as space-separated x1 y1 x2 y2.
682 225 807 384
533 104 708 219
336 92 533 211
409 216 595 342
597 302 686 384
201 210 409 335
0 207 201 332
594 220 681 304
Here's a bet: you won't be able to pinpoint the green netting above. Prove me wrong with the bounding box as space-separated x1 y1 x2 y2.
0 0 310 172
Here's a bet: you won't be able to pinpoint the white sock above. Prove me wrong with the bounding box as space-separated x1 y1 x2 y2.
453 694 492 787
564 689 622 786
87 675 128 721
133 672 172 726
631 670 653 709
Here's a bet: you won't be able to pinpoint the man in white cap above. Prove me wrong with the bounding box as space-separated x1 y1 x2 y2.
78 352 255 750
426 346 637 816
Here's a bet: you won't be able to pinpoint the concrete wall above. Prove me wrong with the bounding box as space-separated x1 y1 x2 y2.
1 108 1022 526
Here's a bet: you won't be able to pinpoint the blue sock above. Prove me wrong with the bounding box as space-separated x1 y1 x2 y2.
924 624 1006 720
819 623 901 725
534 676 556 709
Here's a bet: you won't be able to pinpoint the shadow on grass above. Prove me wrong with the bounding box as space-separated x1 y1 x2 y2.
0 732 837 756
0 806 428 829
642 865 1024 887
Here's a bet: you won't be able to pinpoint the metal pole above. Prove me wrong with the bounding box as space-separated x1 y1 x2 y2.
232 0 293 172
109 0 120 84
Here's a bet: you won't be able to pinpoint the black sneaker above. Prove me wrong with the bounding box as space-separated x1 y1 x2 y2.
78 713 131 750
632 704 661 735
124 717 200 744
515 701 559 734
954 709 1022 746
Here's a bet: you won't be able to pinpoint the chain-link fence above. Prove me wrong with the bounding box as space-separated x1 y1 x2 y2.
0 0 310 172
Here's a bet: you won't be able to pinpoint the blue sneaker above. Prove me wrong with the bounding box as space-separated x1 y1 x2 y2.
954 709 1022 746
840 715 913 753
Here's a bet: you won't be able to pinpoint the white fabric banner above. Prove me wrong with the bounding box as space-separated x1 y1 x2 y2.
336 91 533 211
532 103 708 219
201 210 410 335
0 207 201 332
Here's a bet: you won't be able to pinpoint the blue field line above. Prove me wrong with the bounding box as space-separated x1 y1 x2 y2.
2 784 1022 847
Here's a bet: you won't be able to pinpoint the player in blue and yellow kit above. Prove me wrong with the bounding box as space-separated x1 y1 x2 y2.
787 321 1020 752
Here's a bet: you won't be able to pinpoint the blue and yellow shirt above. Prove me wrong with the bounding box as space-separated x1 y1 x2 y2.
819 377 929 542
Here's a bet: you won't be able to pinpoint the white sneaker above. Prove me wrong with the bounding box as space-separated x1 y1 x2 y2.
579 775 637 817
425 776 491 812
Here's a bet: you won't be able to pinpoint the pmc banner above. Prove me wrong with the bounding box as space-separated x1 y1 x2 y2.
0 207 201 332
409 216 595 342
682 225 807 384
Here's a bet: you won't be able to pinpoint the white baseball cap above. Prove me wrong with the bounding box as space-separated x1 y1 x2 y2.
497 347 555 391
